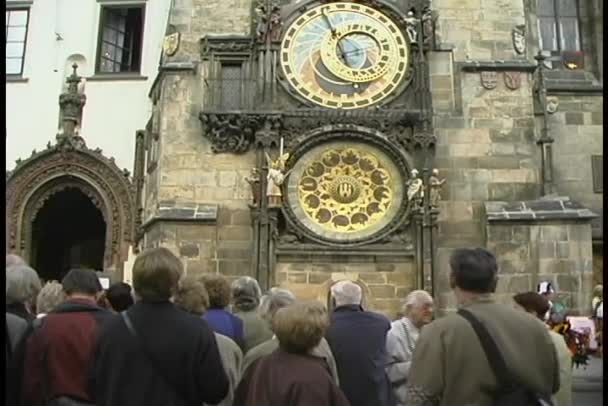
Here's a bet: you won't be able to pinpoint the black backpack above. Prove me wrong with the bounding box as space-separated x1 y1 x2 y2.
458 309 554 406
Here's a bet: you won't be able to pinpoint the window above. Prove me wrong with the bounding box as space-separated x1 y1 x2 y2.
96 5 144 74
5 8 29 75
538 0 581 53
591 155 603 193
219 64 242 110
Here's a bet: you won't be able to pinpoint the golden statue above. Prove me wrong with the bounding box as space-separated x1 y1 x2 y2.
266 153 290 208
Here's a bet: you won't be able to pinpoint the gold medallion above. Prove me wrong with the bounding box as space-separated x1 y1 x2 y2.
286 141 404 241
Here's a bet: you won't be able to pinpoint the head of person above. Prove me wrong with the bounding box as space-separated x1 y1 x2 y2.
231 276 263 312
513 292 550 321
449 248 498 298
402 290 434 328
593 285 603 299
36 280 66 315
273 301 329 354
537 281 555 300
132 247 183 302
61 269 103 300
330 280 362 308
200 274 231 309
259 287 297 324
6 264 42 311
6 254 26 268
105 282 135 312
174 275 210 316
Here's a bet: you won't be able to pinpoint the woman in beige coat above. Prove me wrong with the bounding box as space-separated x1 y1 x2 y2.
513 292 572 406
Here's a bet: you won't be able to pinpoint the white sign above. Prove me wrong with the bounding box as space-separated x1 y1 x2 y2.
99 277 110 290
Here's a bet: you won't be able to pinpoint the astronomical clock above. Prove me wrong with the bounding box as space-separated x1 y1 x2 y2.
279 1 412 109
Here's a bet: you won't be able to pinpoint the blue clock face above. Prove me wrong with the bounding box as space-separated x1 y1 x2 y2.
280 2 411 109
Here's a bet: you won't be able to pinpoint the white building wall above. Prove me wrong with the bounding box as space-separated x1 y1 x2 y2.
6 0 172 171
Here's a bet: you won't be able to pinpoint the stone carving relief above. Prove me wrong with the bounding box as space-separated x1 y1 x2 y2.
504 71 522 90
480 71 498 89
511 25 526 55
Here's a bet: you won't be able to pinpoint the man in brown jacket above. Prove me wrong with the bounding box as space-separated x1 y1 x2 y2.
404 248 560 406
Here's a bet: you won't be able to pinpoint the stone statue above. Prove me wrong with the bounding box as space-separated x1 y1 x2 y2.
266 152 290 208
269 6 282 42
406 168 423 209
245 168 261 207
429 168 446 208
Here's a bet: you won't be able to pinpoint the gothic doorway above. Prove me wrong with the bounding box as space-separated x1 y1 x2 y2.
31 188 106 281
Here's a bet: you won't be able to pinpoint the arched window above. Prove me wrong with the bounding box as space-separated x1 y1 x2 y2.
538 0 581 53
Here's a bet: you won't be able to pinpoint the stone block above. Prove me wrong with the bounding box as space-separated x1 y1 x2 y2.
359 272 387 284
538 241 556 258
287 273 307 284
556 274 579 293
369 285 396 298
487 225 512 243
179 242 200 259
312 264 346 273
231 210 251 225
218 260 251 276
540 226 568 241
567 224 591 241
488 183 514 201
218 226 252 241
556 242 570 258
218 171 237 187
216 246 249 259
186 259 216 274
477 157 521 169
494 241 530 263
177 224 216 241
386 270 414 286
511 226 530 243
276 272 287 284
565 112 584 125
308 272 331 285
508 275 532 293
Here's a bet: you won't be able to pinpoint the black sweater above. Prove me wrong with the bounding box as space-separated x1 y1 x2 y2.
89 301 229 406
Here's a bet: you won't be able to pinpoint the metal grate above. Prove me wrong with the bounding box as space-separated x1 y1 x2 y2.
220 64 242 110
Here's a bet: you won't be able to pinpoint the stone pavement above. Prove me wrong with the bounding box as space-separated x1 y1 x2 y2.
572 355 603 392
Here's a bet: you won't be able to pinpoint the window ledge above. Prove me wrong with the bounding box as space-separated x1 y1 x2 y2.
6 76 29 83
87 74 148 82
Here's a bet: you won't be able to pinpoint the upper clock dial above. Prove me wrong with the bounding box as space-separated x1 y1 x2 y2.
280 2 410 109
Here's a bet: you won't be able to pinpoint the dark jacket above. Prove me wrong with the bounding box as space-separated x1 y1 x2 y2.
6 313 28 406
326 305 394 406
234 348 350 406
90 301 229 406
6 302 35 323
21 298 111 406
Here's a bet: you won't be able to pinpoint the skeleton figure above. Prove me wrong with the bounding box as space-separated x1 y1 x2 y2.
406 169 423 209
404 11 418 44
266 153 290 208
429 168 446 208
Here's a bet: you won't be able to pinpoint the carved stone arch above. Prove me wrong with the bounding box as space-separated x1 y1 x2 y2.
6 143 136 276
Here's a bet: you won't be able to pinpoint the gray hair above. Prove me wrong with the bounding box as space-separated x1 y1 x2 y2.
330 280 362 307
36 281 66 314
231 276 263 311
259 287 297 323
6 254 26 268
402 290 433 313
6 264 42 304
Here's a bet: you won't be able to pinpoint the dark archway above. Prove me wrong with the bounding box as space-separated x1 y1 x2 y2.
31 188 106 281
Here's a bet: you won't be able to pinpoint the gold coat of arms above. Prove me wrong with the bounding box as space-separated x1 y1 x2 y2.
163 32 180 57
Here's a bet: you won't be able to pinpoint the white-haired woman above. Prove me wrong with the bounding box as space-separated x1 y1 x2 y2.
386 290 434 406
231 276 273 352
6 263 42 322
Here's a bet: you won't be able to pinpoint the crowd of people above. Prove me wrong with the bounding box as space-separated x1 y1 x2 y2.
5 247 601 406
